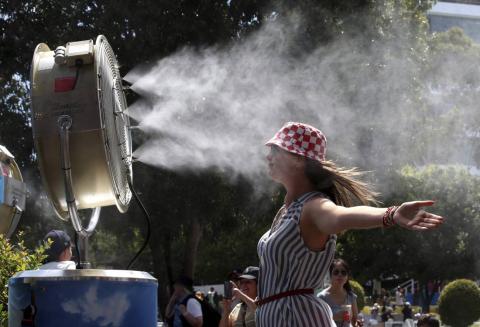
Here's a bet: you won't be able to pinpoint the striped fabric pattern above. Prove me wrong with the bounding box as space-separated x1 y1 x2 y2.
257 191 337 326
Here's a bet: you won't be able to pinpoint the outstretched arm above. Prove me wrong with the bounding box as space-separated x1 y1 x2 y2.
303 198 444 235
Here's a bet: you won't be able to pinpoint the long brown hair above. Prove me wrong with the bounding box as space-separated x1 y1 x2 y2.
305 158 378 206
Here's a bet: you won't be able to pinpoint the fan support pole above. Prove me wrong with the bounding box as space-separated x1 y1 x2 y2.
58 115 101 269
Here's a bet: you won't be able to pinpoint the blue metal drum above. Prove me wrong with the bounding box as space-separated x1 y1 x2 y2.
8 269 158 327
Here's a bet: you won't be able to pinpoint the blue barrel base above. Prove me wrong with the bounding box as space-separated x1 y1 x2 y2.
8 269 158 327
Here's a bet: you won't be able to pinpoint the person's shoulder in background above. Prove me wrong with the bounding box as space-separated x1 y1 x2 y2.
38 260 76 270
317 288 331 299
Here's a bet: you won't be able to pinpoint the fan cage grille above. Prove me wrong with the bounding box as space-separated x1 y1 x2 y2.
96 36 132 209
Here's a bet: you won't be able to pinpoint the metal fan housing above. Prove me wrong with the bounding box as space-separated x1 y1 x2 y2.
30 36 132 220
0 145 26 237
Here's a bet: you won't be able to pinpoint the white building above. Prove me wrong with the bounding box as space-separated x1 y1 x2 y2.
428 1 480 42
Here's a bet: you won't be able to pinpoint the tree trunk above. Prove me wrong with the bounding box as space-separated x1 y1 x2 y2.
163 233 174 286
149 230 174 319
182 215 203 279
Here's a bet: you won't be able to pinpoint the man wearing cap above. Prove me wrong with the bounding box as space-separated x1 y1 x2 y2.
39 230 76 270
220 266 258 327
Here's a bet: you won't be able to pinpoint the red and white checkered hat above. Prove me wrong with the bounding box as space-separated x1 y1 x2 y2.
266 122 327 162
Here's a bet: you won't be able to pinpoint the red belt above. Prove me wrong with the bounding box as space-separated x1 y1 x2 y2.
255 288 314 307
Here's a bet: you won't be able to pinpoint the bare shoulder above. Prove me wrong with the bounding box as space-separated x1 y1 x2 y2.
303 196 336 219
300 197 335 249
301 196 344 236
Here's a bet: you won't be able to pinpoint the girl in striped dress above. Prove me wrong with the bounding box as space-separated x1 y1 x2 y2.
256 122 444 327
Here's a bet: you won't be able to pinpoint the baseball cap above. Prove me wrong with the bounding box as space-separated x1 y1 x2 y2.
44 230 72 261
238 266 259 280
266 122 327 162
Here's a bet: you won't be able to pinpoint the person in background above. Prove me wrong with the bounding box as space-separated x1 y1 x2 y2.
367 303 380 326
380 288 388 307
318 259 359 327
196 291 206 301
219 266 258 327
39 230 76 270
402 301 413 320
395 286 405 309
207 287 220 312
381 306 394 322
370 303 379 320
402 301 414 327
416 315 440 327
165 275 203 327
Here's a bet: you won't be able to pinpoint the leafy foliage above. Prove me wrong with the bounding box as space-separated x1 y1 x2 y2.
339 165 480 281
0 233 47 326
339 165 480 312
438 279 480 327
350 279 365 311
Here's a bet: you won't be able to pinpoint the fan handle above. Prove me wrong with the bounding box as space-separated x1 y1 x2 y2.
58 115 101 269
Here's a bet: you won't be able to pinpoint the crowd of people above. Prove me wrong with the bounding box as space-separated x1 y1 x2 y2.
40 226 443 327
161 259 441 327
36 228 443 327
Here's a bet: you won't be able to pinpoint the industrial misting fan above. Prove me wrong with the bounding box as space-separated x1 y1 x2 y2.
0 145 27 238
8 36 157 327
30 35 133 268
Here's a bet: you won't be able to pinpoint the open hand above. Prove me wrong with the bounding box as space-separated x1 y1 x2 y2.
394 200 444 230
232 281 244 301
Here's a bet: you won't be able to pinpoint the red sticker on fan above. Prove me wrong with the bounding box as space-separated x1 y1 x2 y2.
54 77 76 92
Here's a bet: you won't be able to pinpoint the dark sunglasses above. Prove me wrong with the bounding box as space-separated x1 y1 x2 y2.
332 269 348 276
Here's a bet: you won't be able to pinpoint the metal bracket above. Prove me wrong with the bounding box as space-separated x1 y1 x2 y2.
57 115 101 268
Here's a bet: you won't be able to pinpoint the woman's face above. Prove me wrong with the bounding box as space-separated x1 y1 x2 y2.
266 145 305 183
330 263 349 287
239 278 257 299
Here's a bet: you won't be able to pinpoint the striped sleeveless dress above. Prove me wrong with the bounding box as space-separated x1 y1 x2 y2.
256 191 337 326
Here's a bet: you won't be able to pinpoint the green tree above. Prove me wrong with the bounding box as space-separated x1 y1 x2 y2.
350 279 366 311
420 27 480 167
438 279 480 327
338 165 480 312
0 233 47 326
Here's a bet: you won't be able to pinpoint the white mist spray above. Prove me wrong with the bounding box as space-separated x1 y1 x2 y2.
124 12 480 187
